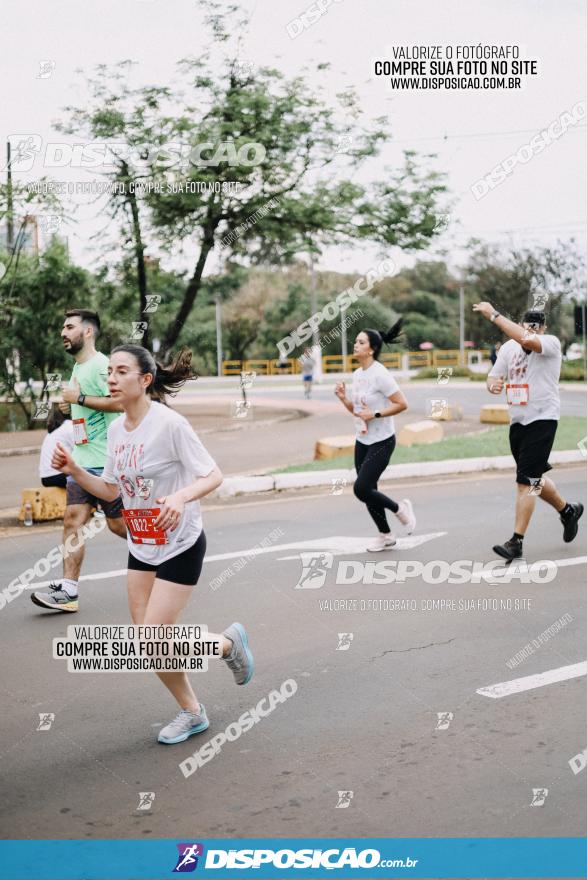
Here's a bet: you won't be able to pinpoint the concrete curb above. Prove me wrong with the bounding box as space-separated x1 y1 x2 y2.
1 451 585 518
213 449 587 498
0 445 42 458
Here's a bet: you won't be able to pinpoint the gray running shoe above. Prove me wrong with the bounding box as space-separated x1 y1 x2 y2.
222 622 254 685
31 583 78 613
158 705 209 744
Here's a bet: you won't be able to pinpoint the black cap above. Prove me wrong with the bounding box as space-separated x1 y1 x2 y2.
522 310 546 326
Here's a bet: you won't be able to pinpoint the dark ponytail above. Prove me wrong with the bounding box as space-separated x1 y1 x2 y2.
111 344 197 404
364 317 403 360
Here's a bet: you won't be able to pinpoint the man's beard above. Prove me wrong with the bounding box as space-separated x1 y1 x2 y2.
521 346 533 355
66 337 84 355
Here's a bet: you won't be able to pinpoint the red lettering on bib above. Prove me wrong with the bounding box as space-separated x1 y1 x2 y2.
122 508 168 545
506 383 529 405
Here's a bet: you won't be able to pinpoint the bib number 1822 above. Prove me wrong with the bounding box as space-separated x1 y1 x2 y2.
122 507 167 545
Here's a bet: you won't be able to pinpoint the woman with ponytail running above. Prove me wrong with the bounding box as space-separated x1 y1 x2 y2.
51 345 253 744
334 321 416 551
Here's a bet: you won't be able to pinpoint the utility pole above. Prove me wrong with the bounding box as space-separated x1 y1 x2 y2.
582 301 586 383
6 142 14 252
309 250 323 382
459 283 465 367
215 296 223 378
341 307 348 370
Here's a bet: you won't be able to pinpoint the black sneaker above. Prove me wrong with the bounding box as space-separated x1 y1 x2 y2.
561 502 584 543
492 538 523 561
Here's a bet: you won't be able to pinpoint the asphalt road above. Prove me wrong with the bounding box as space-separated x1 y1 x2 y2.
2 465 587 840
1 381 586 510
243 378 587 418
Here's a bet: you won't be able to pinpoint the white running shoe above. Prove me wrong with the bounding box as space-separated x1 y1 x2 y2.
367 533 397 552
395 499 416 534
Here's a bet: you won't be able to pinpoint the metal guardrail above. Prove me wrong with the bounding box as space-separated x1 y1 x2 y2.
222 350 489 375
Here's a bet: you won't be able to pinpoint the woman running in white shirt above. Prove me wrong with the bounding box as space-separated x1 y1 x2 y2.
40 409 74 489
334 322 416 551
51 344 253 744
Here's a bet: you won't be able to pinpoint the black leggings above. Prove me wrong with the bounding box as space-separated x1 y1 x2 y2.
354 436 399 534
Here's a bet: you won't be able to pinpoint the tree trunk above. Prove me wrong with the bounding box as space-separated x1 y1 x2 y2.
161 223 216 358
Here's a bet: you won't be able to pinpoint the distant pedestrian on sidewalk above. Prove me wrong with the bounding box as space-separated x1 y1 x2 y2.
299 350 315 399
490 341 501 366
334 320 416 551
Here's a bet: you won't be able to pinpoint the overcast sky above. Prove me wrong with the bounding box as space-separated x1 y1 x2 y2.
1 0 585 280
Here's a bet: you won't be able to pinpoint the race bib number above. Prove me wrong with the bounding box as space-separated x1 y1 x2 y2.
506 383 529 406
122 508 168 545
73 418 89 445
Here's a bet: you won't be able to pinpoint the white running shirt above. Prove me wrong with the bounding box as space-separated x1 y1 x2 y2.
102 402 217 563
488 335 561 425
39 420 74 478
351 361 400 444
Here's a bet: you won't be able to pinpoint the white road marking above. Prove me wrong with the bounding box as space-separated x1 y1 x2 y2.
277 532 447 559
477 661 587 699
546 555 587 570
21 544 587 591
24 534 444 589
25 569 127 590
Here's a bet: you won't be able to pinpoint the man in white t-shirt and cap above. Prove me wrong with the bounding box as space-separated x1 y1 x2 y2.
474 303 583 560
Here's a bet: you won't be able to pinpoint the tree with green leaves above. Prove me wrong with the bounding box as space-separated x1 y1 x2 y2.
465 240 585 349
55 0 448 359
0 241 97 427
372 260 460 349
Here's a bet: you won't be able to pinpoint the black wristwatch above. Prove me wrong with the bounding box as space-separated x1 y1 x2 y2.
374 411 382 419
77 393 86 406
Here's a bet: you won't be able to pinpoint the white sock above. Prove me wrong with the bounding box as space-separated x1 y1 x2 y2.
61 579 78 597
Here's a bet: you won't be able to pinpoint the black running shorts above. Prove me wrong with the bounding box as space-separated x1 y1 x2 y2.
509 419 558 485
127 530 207 586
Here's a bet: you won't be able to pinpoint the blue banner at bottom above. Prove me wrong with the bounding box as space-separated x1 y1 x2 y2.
1 838 586 879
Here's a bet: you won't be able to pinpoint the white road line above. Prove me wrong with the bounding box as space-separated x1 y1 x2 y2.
547 555 587 570
277 532 447 559
477 661 587 699
25 569 128 590
21 544 587 592
24 534 443 589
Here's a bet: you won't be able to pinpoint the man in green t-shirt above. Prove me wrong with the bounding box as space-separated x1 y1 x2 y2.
31 309 127 613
